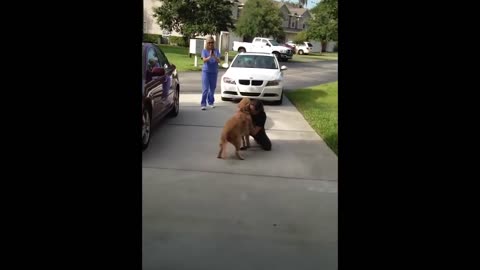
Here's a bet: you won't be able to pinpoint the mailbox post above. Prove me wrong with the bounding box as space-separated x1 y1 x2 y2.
189 39 206 67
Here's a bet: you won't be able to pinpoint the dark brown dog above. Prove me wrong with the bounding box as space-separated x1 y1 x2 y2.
217 98 254 160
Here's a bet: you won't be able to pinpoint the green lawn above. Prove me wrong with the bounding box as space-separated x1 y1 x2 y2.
290 52 338 62
158 44 237 72
285 81 338 155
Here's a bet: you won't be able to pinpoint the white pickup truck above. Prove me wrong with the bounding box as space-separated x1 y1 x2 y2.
233 37 293 61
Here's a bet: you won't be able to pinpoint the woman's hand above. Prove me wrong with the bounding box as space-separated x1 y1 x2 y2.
211 51 220 63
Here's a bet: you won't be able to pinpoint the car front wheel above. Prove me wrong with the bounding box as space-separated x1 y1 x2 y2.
142 109 152 150
273 92 283 105
168 88 179 117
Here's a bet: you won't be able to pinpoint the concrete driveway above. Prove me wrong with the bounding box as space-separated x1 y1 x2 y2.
143 80 338 269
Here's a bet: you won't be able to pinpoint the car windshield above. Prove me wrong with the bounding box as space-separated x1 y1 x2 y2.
231 55 278 69
268 40 280 46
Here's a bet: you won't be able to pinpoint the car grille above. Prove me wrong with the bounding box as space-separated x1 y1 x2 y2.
263 93 279 97
286 50 292 55
240 92 261 97
238 80 264 86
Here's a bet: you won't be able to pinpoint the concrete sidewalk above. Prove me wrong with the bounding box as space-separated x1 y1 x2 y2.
143 93 338 270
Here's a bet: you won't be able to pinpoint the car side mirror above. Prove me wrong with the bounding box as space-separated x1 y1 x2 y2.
280 65 288 71
222 63 229 69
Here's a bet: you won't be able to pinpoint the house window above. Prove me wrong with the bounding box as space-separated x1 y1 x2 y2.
291 22 295 28
303 23 305 29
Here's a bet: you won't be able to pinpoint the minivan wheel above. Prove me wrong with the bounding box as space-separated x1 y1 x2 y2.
168 88 179 117
142 109 152 150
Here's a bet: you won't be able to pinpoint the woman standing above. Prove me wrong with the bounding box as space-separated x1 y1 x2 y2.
200 36 221 110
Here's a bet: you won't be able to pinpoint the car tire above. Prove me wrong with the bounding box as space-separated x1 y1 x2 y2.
273 52 280 60
142 108 152 151
298 50 304 55
273 92 283 105
238 48 246 53
168 88 179 117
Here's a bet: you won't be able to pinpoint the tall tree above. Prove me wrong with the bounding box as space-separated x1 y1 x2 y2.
152 0 235 38
235 0 285 41
307 0 337 45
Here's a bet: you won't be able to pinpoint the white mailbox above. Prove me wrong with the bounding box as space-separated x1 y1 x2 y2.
219 31 229 54
189 39 206 55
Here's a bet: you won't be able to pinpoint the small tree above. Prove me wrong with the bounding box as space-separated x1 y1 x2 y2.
235 0 285 40
307 0 337 51
153 0 235 38
293 31 308 44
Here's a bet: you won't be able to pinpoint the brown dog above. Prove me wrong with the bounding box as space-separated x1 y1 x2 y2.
217 98 254 160
238 98 254 150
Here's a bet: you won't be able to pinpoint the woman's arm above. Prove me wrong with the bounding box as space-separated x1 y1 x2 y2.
202 49 212 63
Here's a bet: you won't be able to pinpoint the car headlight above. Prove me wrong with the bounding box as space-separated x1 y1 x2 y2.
223 77 236 84
266 80 281 86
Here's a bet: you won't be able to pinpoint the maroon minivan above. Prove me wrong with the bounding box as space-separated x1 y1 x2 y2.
142 43 180 150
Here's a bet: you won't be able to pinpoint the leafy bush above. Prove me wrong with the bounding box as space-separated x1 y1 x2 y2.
169 36 188 47
143 33 162 44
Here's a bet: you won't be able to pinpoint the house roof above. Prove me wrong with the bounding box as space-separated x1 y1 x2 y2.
288 7 308 16
274 1 309 16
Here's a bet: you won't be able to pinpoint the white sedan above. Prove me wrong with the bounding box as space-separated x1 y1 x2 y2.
221 52 287 105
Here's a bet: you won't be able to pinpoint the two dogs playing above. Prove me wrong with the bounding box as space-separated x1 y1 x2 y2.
217 98 255 160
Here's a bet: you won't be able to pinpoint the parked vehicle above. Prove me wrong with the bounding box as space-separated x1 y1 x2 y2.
142 43 180 150
287 41 314 55
286 41 296 48
282 43 297 54
233 37 293 62
220 52 287 105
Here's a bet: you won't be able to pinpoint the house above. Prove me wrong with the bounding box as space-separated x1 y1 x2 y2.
276 2 312 43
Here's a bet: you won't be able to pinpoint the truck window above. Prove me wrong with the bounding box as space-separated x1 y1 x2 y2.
268 40 280 46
